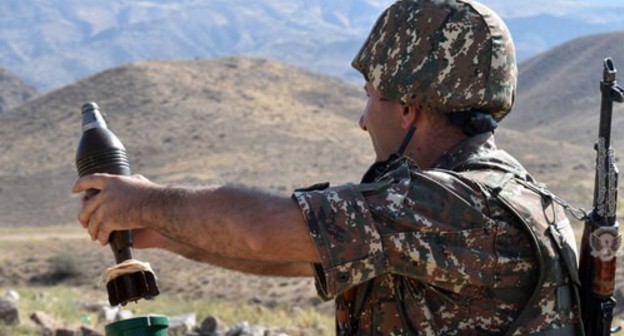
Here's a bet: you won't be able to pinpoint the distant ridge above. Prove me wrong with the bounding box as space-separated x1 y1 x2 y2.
1 0 623 92
0 0 388 91
505 31 624 148
0 52 611 227
1 50 623 329
0 68 36 113
0 57 373 227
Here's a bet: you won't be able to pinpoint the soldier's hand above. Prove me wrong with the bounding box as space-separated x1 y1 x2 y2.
72 173 161 245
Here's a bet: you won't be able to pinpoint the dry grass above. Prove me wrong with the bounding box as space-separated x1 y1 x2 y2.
0 285 333 335
0 225 333 334
0 285 334 335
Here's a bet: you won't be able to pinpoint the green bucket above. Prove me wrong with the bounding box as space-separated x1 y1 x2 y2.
105 315 169 336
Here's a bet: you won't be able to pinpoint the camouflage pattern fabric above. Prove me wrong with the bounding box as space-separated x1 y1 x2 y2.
351 0 517 121
458 169 581 335
292 133 580 335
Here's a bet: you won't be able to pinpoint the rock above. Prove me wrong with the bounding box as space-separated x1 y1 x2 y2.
0 297 19 325
199 315 228 335
248 325 268 336
265 331 290 336
55 328 79 336
30 311 57 335
79 326 104 336
4 289 20 302
81 301 108 313
248 296 262 305
226 321 249 336
168 313 196 334
226 321 266 336
117 309 133 321
99 305 133 323
100 306 118 323
308 296 324 307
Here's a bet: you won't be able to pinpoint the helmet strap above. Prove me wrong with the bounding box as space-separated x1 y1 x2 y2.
360 126 416 183
397 126 416 155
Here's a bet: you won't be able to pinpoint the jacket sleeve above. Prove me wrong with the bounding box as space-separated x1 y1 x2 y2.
292 164 498 299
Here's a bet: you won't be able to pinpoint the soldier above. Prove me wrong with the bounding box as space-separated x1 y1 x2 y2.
73 0 583 334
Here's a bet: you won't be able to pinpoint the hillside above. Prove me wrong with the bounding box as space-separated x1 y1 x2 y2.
0 57 373 227
0 55 603 227
495 128 593 208
0 68 36 113
505 31 624 149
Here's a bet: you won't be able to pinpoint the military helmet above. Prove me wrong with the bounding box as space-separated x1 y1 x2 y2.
352 0 517 121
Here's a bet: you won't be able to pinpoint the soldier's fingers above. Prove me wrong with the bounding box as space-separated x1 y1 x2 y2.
87 210 102 242
97 224 111 246
78 191 103 227
72 173 112 194
88 203 114 245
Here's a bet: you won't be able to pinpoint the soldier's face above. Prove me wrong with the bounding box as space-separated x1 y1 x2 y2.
359 82 405 161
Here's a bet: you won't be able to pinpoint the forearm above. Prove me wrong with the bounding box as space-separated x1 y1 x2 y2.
143 185 320 263
161 237 314 277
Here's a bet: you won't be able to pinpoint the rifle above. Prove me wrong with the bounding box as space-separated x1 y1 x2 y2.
579 58 624 336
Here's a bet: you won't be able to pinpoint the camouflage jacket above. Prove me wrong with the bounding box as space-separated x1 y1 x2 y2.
292 133 581 335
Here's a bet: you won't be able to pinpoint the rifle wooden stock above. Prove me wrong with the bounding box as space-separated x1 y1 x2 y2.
579 58 624 336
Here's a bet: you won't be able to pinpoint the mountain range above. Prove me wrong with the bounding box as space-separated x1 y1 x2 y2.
1 0 623 91
0 0 390 91
504 11 624 61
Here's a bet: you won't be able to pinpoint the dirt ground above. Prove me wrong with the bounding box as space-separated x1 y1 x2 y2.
3 224 624 330
0 225 332 316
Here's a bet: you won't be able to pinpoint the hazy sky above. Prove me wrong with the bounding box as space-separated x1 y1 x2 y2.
478 0 624 19
369 0 624 23
364 0 624 59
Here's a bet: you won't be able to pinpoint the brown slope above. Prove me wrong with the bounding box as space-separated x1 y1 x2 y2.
495 128 594 208
0 56 599 228
0 68 36 113
503 31 624 149
0 57 373 227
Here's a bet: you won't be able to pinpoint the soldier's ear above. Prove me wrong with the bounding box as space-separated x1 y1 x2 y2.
400 105 418 129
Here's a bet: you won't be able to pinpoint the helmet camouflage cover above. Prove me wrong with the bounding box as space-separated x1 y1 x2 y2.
352 0 517 121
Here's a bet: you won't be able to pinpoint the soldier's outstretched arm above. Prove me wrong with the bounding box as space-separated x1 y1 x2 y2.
132 228 314 277
72 173 321 265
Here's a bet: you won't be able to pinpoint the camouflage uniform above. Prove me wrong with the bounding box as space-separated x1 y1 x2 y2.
293 0 582 334
292 133 581 335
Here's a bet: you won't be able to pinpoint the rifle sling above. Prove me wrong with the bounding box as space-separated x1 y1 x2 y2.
478 172 583 336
